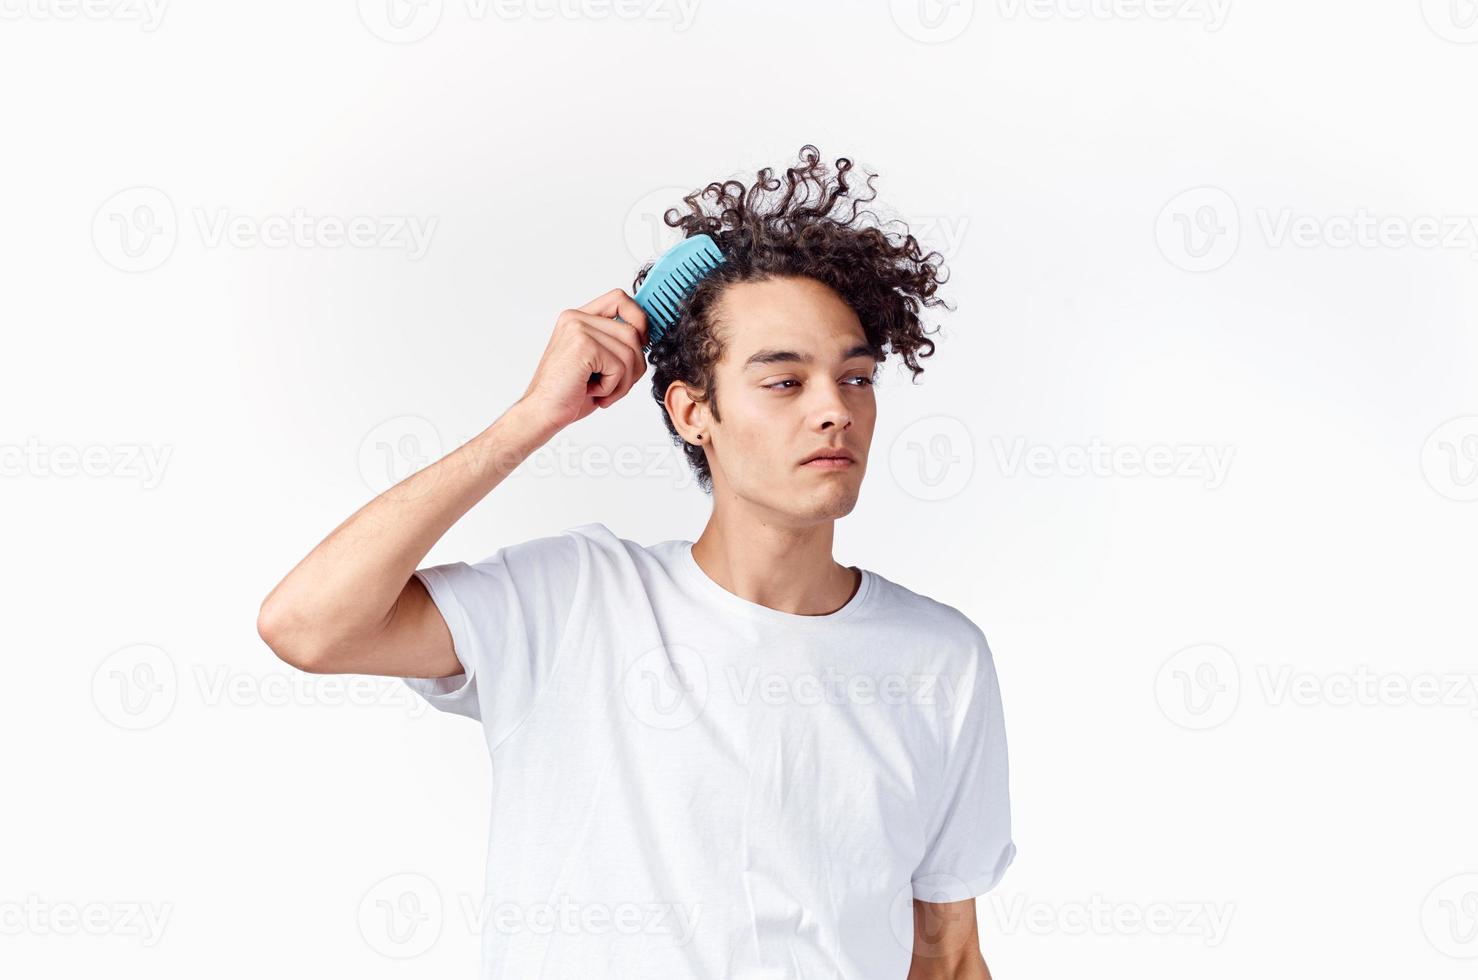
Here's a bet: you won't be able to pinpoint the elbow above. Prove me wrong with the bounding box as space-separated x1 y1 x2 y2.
257 595 334 674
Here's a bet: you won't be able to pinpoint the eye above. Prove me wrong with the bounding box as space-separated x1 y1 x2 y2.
764 373 876 391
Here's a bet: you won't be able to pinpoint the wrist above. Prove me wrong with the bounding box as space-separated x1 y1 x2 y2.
447 411 545 491
500 397 568 447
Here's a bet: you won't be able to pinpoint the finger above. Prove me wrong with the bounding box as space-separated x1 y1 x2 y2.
596 353 646 407
583 320 646 405
576 288 650 347
589 326 644 404
583 314 647 386
572 308 643 377
577 325 638 401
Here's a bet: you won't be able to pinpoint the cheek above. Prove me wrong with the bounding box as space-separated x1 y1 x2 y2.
723 392 796 466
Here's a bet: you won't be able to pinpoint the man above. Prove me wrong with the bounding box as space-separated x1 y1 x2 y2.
258 146 1016 978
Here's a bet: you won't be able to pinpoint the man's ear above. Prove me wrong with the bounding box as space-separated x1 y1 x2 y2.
664 380 709 447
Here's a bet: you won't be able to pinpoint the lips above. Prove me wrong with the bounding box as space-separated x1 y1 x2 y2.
801 448 856 465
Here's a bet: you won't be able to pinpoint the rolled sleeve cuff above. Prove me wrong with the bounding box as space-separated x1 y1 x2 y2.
401 566 480 719
911 840 1018 903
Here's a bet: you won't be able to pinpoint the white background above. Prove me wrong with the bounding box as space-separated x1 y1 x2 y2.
3 0 1476 976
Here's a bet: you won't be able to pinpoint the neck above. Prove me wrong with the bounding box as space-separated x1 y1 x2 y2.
689 508 860 617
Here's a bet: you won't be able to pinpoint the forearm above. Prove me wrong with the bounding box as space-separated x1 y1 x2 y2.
907 898 992 980
258 399 560 663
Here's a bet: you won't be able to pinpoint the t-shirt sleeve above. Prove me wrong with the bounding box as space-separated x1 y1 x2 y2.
911 627 1016 903
401 529 584 745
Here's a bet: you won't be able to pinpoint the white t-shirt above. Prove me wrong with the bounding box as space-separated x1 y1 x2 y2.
404 522 1015 979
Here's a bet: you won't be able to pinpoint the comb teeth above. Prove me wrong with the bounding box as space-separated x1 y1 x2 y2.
633 233 727 346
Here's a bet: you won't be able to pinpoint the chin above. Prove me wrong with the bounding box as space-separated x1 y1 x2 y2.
797 483 861 521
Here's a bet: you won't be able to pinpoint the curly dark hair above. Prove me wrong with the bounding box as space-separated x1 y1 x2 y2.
634 144 953 494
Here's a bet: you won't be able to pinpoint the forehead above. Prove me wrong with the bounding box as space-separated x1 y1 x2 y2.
711 276 869 364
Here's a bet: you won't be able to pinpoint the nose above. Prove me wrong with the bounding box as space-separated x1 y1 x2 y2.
819 413 851 432
813 387 852 432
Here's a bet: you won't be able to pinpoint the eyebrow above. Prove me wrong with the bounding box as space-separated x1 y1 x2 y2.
743 343 880 369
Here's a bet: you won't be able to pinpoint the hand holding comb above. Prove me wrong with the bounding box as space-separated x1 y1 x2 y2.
588 234 726 385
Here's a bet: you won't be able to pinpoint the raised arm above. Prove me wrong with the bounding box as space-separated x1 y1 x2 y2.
256 289 649 678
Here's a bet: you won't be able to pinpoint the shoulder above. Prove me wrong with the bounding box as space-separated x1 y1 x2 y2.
866 570 991 649
496 522 676 583
559 521 682 564
558 521 653 564
485 521 636 558
461 525 595 582
864 570 998 692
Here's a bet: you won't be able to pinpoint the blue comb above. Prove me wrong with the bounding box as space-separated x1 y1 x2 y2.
631 233 727 346
590 234 726 386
